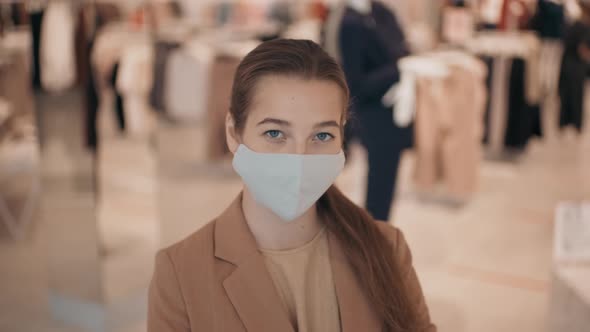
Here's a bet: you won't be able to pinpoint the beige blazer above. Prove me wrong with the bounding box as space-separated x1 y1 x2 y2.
148 195 436 331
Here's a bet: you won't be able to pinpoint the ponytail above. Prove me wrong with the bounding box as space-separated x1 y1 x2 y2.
318 186 418 331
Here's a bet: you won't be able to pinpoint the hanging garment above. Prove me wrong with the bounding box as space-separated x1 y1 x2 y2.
531 0 565 130
0 53 35 142
164 40 214 122
150 40 180 112
91 23 142 92
83 2 122 151
28 9 43 89
75 2 117 87
116 42 155 138
413 60 487 199
530 0 566 39
539 40 564 96
116 43 154 98
467 31 541 152
148 11 197 113
109 62 126 133
85 54 126 150
40 0 76 92
559 21 590 132
505 58 542 148
90 22 150 137
74 5 92 87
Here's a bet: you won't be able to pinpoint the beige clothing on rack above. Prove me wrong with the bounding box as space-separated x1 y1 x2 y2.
261 228 341 332
414 65 487 199
0 51 34 142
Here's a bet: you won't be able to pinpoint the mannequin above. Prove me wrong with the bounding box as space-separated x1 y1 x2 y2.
337 0 411 221
347 0 371 14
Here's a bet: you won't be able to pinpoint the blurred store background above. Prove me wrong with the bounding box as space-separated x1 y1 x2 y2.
0 0 588 331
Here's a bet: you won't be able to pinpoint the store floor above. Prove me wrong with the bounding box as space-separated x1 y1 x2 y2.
1 90 589 331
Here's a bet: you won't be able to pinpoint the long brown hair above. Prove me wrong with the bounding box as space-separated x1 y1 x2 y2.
229 39 418 331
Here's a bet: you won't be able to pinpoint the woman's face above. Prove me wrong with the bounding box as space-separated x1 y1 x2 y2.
227 75 345 155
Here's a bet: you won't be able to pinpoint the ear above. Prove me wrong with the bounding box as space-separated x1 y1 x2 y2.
225 113 240 154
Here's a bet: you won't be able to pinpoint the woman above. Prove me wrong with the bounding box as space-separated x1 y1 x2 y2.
148 39 435 332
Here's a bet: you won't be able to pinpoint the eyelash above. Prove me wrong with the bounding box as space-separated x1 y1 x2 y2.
263 130 335 143
264 130 285 141
314 132 335 142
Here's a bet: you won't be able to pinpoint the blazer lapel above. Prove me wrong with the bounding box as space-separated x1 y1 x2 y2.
328 231 382 331
214 194 295 332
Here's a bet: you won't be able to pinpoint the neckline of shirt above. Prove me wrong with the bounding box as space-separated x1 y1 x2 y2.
259 227 327 256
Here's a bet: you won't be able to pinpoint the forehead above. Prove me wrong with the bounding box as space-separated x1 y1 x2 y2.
247 75 345 125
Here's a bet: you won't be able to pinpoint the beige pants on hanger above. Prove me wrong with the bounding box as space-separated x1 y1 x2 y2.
414 66 487 199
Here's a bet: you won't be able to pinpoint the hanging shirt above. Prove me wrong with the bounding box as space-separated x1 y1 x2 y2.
260 228 341 332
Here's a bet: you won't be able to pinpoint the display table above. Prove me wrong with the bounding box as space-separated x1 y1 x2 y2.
550 266 590 332
550 202 590 332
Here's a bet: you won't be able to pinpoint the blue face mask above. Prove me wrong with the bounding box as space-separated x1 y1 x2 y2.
232 144 346 222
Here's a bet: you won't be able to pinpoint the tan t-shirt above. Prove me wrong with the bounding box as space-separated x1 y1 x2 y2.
260 228 341 332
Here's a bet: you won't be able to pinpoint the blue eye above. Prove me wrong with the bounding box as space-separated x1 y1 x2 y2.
264 130 284 139
315 132 334 142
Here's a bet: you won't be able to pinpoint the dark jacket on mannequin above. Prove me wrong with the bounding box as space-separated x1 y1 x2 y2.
339 1 409 111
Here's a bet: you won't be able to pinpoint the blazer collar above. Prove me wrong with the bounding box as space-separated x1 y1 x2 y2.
214 193 295 332
214 193 259 265
214 193 381 331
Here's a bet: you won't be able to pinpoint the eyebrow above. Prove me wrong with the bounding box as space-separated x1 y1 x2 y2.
257 118 291 127
256 118 340 129
313 121 340 129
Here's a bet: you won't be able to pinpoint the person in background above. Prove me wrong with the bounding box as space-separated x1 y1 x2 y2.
148 39 435 332
337 0 412 221
559 0 590 133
